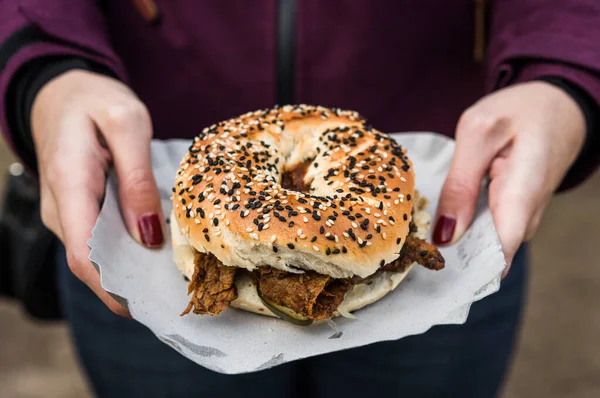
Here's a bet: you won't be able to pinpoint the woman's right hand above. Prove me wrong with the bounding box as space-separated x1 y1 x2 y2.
31 70 164 316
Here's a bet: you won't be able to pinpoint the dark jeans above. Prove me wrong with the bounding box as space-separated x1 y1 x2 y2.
56 245 528 398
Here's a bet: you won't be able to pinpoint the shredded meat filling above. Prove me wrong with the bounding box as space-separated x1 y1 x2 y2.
281 161 312 192
257 268 353 320
182 235 443 319
383 235 445 272
181 252 237 316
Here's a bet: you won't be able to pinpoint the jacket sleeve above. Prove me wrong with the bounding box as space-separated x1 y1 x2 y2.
0 0 128 166
485 0 600 191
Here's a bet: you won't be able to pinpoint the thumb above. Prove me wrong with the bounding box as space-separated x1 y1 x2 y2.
433 112 509 245
96 103 165 248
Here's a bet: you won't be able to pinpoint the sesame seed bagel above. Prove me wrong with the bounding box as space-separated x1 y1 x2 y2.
172 105 415 279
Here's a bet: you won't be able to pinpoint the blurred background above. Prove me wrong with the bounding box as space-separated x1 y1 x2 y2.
1 138 599 398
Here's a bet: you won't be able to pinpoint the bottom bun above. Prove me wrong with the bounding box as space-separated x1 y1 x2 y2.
171 210 413 320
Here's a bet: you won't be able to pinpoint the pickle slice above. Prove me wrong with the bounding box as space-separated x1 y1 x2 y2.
258 291 313 326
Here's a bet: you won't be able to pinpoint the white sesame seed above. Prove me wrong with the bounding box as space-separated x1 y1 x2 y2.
300 234 306 239
366 241 372 246
334 235 339 242
246 227 253 232
382 232 387 240
400 177 407 182
215 210 222 215
389 220 395 225
215 230 221 236
377 219 385 224
352 222 358 229
394 200 399 205
263 224 270 230
343 232 350 238
303 216 309 223
297 229 303 236
313 245 320 252
365 208 371 214
225 220 230 226
374 213 381 217
249 233 259 240
358 237 364 244
194 219 200 224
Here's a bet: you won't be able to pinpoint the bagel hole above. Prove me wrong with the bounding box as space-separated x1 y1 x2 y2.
281 160 313 192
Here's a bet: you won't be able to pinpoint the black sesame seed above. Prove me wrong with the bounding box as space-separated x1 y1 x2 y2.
397 238 402 244
202 228 209 233
342 247 348 253
213 218 219 226
403 214 408 221
287 243 295 249
204 234 210 242
320 226 325 234
420 250 428 257
380 260 385 267
273 246 278 252
326 248 331 255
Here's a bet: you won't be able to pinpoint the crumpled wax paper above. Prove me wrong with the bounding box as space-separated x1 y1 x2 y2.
88 132 506 374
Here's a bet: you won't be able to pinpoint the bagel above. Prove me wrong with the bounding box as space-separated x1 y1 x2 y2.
171 105 444 324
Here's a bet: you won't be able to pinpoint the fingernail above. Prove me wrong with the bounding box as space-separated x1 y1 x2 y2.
433 215 456 245
138 213 164 247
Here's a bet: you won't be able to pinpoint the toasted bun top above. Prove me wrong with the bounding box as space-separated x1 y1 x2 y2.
172 105 415 278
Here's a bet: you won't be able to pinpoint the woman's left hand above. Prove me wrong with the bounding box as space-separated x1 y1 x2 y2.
433 81 586 276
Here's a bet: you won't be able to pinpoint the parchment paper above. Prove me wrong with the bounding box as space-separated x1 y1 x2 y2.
88 132 506 374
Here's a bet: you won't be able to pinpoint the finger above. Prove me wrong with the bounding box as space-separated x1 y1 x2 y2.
93 102 165 248
488 142 544 276
48 117 130 317
52 163 131 317
433 111 511 245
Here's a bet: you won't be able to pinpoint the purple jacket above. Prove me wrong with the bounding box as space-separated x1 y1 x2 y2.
1 0 599 188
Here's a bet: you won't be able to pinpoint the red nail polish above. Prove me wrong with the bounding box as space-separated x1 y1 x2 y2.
433 215 456 245
138 213 164 247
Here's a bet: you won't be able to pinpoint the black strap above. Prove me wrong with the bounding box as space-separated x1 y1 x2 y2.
276 0 296 105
